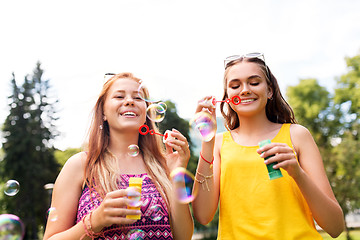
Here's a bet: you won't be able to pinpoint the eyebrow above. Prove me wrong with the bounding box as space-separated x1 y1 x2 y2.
228 74 262 83
113 90 141 95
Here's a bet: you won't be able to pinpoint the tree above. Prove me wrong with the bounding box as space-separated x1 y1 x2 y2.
331 52 360 240
331 123 360 240
0 62 60 239
286 51 360 239
334 52 360 124
286 78 338 146
157 100 198 174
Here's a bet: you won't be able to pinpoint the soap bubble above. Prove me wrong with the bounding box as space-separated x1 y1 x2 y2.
126 187 142 207
146 103 166 122
4 180 20 197
0 214 25 240
170 167 198 204
190 111 216 142
128 144 140 157
127 229 145 240
149 204 164 221
47 207 58 222
157 102 167 112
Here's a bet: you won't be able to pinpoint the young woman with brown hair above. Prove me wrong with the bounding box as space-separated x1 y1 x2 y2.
192 53 344 239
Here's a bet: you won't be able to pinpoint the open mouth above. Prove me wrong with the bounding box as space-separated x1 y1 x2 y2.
120 111 137 117
241 99 255 103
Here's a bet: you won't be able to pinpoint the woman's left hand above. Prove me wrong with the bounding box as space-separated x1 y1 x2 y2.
164 129 191 172
257 142 301 179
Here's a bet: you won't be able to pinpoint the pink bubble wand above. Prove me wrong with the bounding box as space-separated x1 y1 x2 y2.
210 95 241 106
139 124 170 141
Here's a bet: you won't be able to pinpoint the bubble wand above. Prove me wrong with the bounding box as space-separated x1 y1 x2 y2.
139 124 172 143
205 95 241 106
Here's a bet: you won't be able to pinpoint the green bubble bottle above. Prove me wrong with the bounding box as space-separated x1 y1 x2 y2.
259 139 283 180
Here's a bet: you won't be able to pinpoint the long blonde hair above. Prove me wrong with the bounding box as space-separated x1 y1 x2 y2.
84 72 172 211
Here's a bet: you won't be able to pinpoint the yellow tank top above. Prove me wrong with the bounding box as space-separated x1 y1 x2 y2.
218 124 322 240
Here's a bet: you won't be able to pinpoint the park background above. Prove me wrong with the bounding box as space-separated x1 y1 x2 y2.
1 0 360 239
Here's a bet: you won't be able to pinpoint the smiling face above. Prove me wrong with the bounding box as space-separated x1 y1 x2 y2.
103 78 147 133
225 61 273 117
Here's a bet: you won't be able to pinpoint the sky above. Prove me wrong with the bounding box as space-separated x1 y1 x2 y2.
1 0 360 151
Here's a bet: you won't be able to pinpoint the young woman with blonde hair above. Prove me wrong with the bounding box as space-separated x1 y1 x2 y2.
44 72 193 239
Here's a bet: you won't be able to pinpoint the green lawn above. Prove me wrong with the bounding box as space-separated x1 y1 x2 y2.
320 230 360 240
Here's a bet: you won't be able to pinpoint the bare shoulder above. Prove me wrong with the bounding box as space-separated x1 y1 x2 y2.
289 124 318 159
289 124 312 137
214 132 224 151
62 151 87 171
55 151 87 187
289 124 314 145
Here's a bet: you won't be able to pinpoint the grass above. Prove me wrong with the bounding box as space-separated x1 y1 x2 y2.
320 230 360 240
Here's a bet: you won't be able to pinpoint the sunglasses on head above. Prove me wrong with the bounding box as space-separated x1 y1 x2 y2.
224 52 269 78
104 73 116 81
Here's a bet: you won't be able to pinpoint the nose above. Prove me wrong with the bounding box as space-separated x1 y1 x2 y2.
240 85 251 96
124 96 135 105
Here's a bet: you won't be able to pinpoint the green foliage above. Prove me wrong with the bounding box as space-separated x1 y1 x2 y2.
157 100 198 174
54 148 81 168
0 62 60 239
334 53 360 118
286 78 334 145
286 51 360 237
330 123 360 216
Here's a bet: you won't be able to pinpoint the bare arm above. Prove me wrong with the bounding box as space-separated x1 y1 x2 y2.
191 96 221 225
290 125 344 237
192 135 221 225
43 152 89 240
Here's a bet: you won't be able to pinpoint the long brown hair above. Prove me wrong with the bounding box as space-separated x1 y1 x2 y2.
84 72 172 210
220 57 297 130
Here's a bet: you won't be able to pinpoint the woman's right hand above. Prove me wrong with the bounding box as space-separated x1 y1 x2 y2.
193 96 217 141
195 95 216 115
91 189 141 232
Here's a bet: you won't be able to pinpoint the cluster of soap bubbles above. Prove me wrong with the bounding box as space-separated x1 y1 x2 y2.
1 180 25 240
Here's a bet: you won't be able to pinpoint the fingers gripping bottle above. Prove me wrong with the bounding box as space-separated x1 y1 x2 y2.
259 139 283 180
126 177 143 219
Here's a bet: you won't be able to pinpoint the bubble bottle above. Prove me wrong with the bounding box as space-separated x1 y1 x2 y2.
259 139 283 180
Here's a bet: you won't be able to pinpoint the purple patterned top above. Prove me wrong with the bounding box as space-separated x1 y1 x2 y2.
76 173 173 239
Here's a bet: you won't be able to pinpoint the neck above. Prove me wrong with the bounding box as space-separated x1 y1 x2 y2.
233 112 280 145
107 130 140 159
106 130 148 174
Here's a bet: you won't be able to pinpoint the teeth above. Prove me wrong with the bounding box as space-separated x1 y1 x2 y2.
242 99 254 103
122 112 136 116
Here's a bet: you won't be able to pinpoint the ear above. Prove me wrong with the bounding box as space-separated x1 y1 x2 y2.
103 115 107 121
